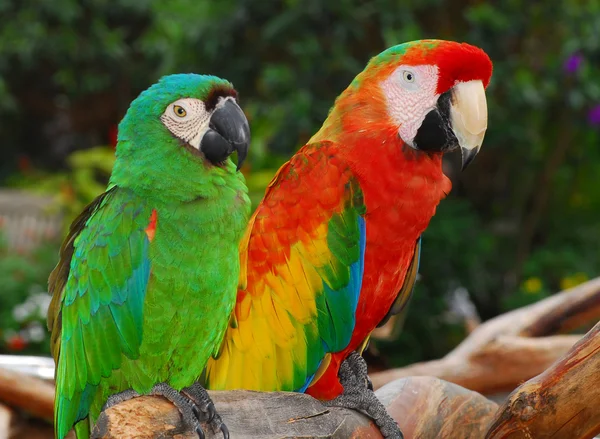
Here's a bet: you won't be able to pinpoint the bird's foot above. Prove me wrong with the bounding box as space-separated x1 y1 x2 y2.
182 382 229 439
102 388 141 410
322 352 403 439
102 382 227 439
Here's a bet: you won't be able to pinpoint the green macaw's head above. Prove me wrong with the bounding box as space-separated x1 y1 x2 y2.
110 74 250 201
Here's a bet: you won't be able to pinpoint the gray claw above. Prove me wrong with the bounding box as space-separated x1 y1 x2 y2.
206 402 216 423
220 423 230 439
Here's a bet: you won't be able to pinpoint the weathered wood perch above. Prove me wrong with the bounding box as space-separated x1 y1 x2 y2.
91 318 600 438
0 366 54 421
0 321 599 438
92 377 498 439
93 391 375 439
370 276 600 394
0 403 13 439
486 319 600 439
1 278 599 438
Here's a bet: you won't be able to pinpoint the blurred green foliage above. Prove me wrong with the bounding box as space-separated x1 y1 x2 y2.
1 0 599 364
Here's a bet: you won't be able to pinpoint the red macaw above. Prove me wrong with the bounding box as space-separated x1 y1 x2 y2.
206 39 492 438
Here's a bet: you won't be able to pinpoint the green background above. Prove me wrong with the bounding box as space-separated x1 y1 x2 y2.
1 0 599 368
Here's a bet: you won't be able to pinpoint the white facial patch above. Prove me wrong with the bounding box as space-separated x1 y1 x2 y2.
380 65 440 148
160 98 211 149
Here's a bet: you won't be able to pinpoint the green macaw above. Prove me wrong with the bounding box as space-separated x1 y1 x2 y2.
47 74 251 439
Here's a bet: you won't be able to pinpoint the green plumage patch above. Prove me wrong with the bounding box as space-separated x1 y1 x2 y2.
313 177 366 358
52 187 152 439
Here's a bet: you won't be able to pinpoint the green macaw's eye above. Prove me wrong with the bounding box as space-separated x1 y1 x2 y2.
403 71 415 82
173 105 187 117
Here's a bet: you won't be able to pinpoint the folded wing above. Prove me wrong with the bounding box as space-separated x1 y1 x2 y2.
206 141 366 392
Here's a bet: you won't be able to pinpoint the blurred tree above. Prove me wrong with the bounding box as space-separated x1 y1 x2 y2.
1 0 599 365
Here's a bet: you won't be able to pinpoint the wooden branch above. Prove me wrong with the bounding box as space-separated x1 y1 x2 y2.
2 280 598 438
92 391 378 439
3 318 599 438
0 403 13 439
485 320 600 439
93 376 499 439
380 376 498 439
370 276 600 394
0 367 54 421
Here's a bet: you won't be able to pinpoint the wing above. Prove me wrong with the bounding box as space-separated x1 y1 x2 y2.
206 141 366 392
47 186 153 438
376 236 421 328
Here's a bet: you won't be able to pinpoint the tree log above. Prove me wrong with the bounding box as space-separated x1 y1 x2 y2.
379 376 498 438
92 391 379 439
370 276 600 394
485 320 600 439
2 279 600 438
92 376 499 439
0 403 13 439
0 367 54 421
3 314 599 439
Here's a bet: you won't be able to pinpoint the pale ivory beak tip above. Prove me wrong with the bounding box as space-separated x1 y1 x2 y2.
450 80 488 170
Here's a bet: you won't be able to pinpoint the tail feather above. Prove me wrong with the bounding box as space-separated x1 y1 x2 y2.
74 418 90 439
55 383 96 439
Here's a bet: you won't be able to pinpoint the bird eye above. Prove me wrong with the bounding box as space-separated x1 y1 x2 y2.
173 105 187 118
403 71 415 83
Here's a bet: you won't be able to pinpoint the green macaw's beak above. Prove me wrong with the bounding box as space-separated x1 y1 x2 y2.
449 80 488 170
201 99 251 171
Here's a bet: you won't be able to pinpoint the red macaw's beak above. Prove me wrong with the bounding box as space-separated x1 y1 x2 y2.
448 80 488 170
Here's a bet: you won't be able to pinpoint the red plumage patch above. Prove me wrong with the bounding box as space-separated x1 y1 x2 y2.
146 209 157 242
426 42 493 94
366 40 493 95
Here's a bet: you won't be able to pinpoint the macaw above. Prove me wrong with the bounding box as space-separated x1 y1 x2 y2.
205 40 492 438
47 74 251 439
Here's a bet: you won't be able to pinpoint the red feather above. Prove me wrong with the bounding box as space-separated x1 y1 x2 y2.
305 40 489 399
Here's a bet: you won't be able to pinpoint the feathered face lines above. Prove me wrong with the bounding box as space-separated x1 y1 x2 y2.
381 64 440 150
375 41 491 169
161 97 212 150
160 94 250 170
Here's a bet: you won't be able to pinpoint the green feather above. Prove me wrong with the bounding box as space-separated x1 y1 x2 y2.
48 74 251 438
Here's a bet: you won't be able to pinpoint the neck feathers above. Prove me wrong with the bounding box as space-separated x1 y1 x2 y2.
309 81 452 217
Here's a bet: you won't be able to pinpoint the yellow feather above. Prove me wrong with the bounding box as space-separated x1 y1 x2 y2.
262 349 279 390
358 335 371 354
227 343 245 390
238 313 256 351
206 342 230 390
271 301 297 348
275 345 294 391
251 305 275 360
308 352 332 387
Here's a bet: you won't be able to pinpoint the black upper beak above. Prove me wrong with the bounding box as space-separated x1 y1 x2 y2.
200 99 250 171
412 91 458 155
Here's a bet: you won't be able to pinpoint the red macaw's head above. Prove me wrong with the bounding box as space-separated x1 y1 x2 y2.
326 40 493 170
